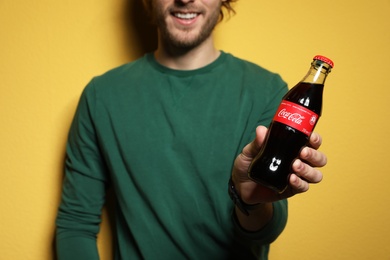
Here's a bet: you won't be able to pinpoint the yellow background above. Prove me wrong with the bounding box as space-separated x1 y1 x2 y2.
1 0 389 259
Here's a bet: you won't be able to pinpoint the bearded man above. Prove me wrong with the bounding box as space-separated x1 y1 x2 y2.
56 0 326 259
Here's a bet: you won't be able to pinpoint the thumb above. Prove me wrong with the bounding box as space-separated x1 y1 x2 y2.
233 126 268 176
242 125 268 159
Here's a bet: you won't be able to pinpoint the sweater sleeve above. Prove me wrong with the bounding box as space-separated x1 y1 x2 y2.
56 81 108 259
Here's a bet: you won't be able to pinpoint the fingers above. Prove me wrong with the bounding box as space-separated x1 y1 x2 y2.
279 158 324 198
289 174 309 193
292 131 326 187
285 142 326 197
277 173 309 200
300 146 328 167
292 159 323 183
300 131 327 167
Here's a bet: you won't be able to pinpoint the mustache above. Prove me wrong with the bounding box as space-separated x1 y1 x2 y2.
168 3 204 13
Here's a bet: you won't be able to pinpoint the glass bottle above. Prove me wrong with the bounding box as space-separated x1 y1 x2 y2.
248 55 334 193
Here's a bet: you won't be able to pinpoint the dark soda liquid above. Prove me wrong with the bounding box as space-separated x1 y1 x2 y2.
248 83 324 193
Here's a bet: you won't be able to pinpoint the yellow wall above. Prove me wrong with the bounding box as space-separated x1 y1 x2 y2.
1 0 389 259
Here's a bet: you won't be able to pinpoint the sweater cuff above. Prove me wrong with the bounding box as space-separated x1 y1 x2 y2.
232 199 288 244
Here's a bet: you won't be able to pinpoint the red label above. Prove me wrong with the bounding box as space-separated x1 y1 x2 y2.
273 100 318 136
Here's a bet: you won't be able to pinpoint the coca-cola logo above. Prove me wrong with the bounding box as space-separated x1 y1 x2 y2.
273 101 319 137
277 109 305 125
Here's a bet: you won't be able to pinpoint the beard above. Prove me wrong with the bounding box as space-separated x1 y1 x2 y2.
151 2 221 50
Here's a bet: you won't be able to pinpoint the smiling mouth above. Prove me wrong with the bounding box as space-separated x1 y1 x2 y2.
173 12 199 20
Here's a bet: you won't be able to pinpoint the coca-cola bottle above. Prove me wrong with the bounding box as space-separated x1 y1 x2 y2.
248 55 334 193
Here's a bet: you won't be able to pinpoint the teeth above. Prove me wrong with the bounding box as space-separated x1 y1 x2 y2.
174 13 197 19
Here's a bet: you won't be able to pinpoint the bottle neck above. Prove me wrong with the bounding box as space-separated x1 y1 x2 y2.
301 60 332 85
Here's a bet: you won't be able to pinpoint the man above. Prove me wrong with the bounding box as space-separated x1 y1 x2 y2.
56 0 326 259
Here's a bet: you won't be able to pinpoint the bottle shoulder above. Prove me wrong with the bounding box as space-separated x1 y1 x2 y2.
283 82 324 113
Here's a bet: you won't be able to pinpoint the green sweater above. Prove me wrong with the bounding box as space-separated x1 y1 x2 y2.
56 52 288 259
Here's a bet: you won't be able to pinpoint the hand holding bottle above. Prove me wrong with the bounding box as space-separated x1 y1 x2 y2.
231 125 326 205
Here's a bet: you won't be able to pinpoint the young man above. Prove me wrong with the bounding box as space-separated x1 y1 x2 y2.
56 0 326 259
